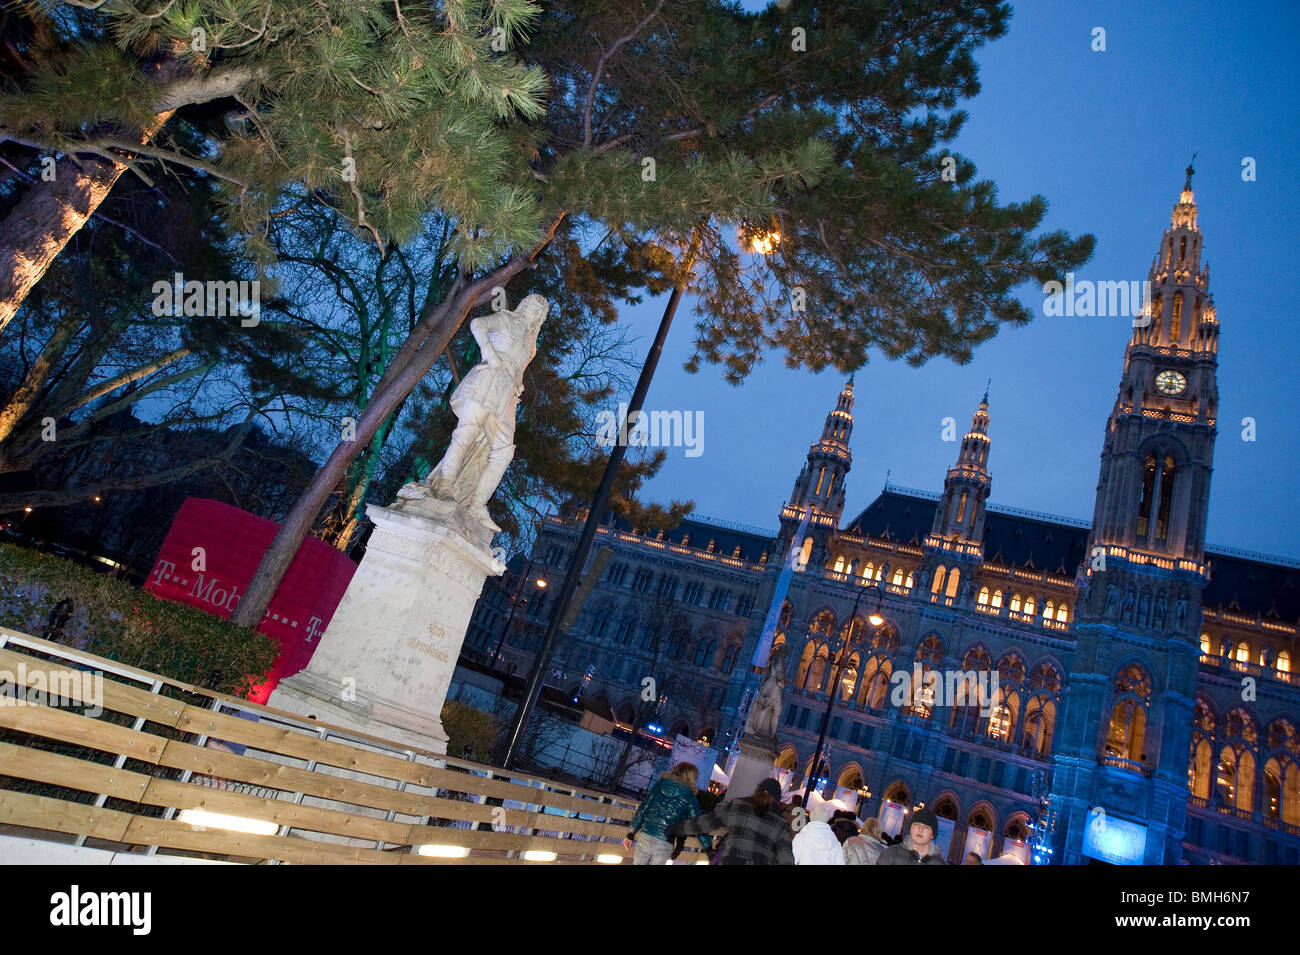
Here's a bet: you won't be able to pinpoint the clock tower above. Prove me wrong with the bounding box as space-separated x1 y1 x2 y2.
1053 166 1219 864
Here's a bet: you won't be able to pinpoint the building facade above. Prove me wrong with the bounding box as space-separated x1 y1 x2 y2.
464 179 1300 864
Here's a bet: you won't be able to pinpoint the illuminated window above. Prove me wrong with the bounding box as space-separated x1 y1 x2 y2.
1279 651 1291 674
956 492 967 524
945 567 961 598
988 703 1011 741
1200 633 1211 655
905 571 915 589
1235 642 1250 664
978 587 990 606
1043 600 1055 620
932 565 947 594
832 555 846 574
1022 595 1036 615
1055 602 1069 622
1010 593 1023 613
991 589 1003 609
892 568 905 586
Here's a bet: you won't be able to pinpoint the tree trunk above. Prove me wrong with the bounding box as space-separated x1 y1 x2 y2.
0 64 258 333
227 273 497 625
228 214 567 629
0 112 174 334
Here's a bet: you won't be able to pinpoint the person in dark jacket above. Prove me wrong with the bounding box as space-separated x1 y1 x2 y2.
875 808 948 865
669 779 795 865
624 763 712 864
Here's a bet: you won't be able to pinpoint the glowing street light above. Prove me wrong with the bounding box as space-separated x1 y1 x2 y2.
747 229 781 255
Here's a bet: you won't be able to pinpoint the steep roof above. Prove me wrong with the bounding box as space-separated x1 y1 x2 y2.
844 488 1300 624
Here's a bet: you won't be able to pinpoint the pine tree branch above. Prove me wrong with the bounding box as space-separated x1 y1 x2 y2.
583 0 665 148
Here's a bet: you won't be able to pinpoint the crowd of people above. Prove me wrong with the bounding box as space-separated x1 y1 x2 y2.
624 763 1022 865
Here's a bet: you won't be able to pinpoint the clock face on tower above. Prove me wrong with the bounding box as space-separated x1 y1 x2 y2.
1155 370 1187 395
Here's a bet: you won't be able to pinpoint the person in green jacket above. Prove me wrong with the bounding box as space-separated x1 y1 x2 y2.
623 763 713 864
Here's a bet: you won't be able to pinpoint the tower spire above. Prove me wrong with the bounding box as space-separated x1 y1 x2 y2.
928 394 991 545
777 381 856 570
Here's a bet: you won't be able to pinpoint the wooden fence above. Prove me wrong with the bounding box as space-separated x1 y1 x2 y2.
0 627 705 865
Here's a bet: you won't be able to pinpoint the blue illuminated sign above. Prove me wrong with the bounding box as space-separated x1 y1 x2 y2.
1081 808 1147 865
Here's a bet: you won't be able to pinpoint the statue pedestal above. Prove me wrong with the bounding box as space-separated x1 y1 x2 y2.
724 736 778 803
268 501 503 755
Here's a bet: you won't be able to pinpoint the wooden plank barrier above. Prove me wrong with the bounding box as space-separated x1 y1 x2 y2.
0 628 709 865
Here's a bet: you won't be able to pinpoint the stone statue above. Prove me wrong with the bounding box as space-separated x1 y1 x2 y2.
1175 591 1189 627
1137 590 1150 627
1121 584 1135 623
746 641 789 740
395 295 549 542
1153 590 1168 628
1105 581 1119 617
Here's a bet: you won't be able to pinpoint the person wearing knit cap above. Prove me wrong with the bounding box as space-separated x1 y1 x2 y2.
875 807 948 864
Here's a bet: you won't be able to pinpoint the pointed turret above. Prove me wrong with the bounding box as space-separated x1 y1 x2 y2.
929 390 993 544
777 380 855 571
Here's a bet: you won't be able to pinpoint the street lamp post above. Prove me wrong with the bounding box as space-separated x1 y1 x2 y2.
805 583 884 802
490 562 545 673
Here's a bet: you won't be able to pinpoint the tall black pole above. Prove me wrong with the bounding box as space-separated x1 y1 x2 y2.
490 557 535 673
804 584 882 799
503 229 703 769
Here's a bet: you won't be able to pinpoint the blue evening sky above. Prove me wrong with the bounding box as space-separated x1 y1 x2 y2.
605 0 1300 561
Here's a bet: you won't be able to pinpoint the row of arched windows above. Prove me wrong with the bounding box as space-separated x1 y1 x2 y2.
1200 633 1292 676
1189 703 1300 824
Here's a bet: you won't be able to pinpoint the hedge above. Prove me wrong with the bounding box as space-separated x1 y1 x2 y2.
0 542 277 698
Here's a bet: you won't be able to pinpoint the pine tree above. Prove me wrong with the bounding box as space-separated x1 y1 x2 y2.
230 1 1094 628
0 0 547 330
3 2 1093 628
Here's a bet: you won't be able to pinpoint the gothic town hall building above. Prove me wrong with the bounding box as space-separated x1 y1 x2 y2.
465 180 1300 865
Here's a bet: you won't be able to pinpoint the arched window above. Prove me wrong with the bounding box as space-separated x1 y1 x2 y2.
808 645 830 694
1137 452 1157 538
1216 747 1255 813
832 555 847 574
1010 593 1023 613
1043 600 1055 621
945 567 961 598
991 589 1003 609
1278 651 1292 674
917 635 945 667
858 655 892 710
1056 602 1069 622
721 643 741 674
1189 736 1213 799
932 565 948 594
693 639 716 668
1022 594 1036 615
1200 633 1211 655
1235 641 1250 664
796 641 816 688
862 561 875 582
1021 696 1056 757
798 536 813 570
978 587 990 606
892 567 906 586
1105 664 1152 765
838 652 860 701
987 688 1019 742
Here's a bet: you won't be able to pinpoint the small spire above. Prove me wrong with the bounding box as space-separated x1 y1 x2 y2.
982 377 990 405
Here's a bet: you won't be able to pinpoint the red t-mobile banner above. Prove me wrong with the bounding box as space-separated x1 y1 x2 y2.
144 497 357 703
